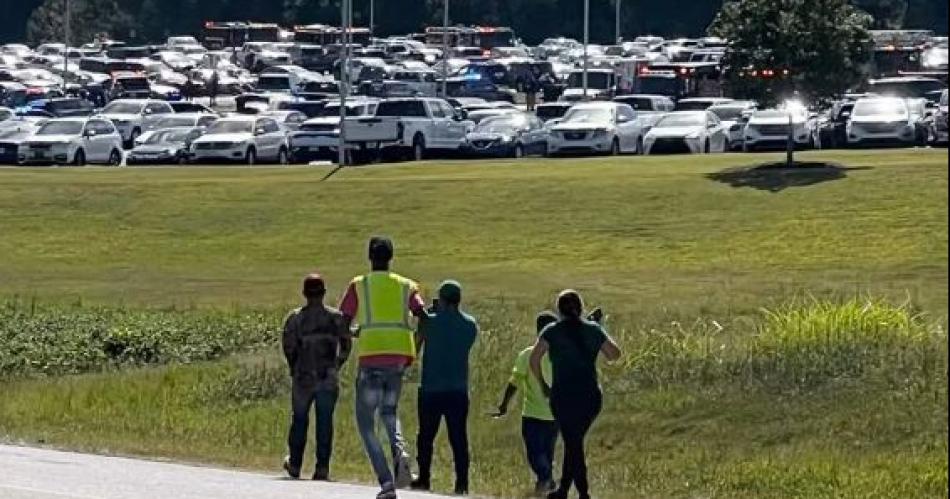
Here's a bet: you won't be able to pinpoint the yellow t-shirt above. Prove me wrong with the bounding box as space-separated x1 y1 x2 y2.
509 346 554 421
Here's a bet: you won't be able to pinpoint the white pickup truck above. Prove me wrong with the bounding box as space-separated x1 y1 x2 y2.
288 99 379 163
342 98 472 161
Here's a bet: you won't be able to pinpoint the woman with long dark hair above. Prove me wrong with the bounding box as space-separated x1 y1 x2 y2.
529 290 621 499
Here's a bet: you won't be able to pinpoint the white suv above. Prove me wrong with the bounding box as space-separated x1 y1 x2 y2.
19 117 124 166
548 102 647 155
99 99 175 148
190 116 289 165
847 97 918 147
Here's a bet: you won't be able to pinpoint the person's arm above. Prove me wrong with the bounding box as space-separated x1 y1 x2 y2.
281 313 297 376
529 339 551 398
336 314 353 369
491 383 518 418
338 282 358 337
600 333 621 362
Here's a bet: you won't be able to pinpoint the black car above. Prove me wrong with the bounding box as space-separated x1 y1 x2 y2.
461 112 550 158
126 127 203 165
18 98 95 118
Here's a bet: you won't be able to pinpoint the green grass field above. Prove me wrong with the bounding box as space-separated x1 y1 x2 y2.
0 150 947 498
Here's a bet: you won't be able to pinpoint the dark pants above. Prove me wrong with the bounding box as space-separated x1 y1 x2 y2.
416 390 470 489
551 389 602 497
288 385 339 471
522 417 558 484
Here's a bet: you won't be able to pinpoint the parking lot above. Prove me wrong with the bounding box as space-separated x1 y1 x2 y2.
2 25 947 168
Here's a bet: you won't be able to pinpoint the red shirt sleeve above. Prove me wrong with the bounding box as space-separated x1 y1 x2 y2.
408 288 425 315
339 282 359 319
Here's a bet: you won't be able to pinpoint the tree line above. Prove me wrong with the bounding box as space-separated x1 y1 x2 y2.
5 0 947 46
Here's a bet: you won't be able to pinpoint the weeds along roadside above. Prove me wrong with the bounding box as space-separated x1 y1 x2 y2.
1 295 945 397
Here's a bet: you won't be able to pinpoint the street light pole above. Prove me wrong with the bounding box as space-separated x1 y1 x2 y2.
338 0 351 167
370 0 375 37
441 0 449 97
582 0 589 99
64 0 70 82
615 0 621 45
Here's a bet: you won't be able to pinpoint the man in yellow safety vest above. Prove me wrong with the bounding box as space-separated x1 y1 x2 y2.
339 236 428 499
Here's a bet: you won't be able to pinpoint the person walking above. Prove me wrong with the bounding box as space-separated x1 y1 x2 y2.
493 311 560 496
339 236 427 499
282 273 352 481
410 280 478 495
530 290 621 499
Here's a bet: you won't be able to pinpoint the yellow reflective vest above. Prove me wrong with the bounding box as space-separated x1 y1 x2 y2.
353 272 417 359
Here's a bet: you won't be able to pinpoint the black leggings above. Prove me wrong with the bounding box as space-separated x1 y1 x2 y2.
551 389 602 497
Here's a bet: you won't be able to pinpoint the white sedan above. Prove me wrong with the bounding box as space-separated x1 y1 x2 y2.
547 102 647 156
190 116 290 165
643 111 728 154
18 117 124 166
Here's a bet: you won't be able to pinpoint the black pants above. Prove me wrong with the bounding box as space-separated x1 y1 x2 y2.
287 385 338 471
551 389 602 497
416 390 470 488
522 417 559 483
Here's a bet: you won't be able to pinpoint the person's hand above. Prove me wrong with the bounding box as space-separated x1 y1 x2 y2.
490 405 508 419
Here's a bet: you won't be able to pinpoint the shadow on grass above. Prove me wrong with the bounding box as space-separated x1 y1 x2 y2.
707 162 872 192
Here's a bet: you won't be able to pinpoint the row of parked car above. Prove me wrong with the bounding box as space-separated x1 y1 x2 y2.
3 86 945 166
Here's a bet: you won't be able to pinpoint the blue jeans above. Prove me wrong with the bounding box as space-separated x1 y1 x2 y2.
287 385 338 471
522 417 558 483
355 366 411 488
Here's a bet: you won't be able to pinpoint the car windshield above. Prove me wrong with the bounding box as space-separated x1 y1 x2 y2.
155 116 196 128
869 80 946 99
676 100 715 111
320 105 365 116
146 129 191 144
562 107 612 123
853 99 907 117
102 102 144 114
536 106 568 120
207 120 253 134
619 98 659 111
567 72 611 89
655 113 705 128
36 121 83 135
709 107 745 121
476 116 525 133
117 78 150 90
257 76 290 91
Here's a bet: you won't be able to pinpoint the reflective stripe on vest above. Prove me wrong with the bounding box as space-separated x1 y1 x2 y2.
355 272 416 359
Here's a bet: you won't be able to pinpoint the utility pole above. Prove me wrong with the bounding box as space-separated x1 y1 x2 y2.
64 0 70 84
338 0 351 167
441 0 449 97
583 0 589 99
615 0 621 45
370 0 375 37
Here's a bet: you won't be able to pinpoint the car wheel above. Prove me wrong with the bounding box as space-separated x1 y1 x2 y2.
412 134 426 161
73 149 86 166
128 129 141 149
177 154 189 166
108 149 122 166
513 143 525 159
610 138 620 156
245 147 257 165
278 147 289 165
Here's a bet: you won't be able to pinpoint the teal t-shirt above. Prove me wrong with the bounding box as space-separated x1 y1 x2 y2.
419 309 478 393
540 319 607 395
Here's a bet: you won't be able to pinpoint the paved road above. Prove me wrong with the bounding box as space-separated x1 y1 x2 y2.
0 445 448 499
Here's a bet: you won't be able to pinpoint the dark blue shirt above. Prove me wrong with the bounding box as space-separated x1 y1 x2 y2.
419 309 478 393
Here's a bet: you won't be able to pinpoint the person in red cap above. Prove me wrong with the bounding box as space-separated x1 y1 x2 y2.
282 273 352 481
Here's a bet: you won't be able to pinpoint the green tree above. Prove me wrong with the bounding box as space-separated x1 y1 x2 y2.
710 0 873 106
26 0 133 45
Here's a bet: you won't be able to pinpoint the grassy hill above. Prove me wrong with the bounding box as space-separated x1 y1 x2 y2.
0 150 947 498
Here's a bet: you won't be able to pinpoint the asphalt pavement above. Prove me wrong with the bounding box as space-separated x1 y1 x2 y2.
0 444 449 499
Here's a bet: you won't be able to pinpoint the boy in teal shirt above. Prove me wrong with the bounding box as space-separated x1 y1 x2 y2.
493 311 559 495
